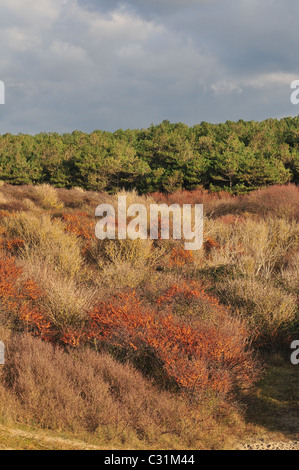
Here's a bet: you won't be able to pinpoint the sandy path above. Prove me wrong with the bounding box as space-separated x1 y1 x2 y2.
0 424 103 450
238 439 299 451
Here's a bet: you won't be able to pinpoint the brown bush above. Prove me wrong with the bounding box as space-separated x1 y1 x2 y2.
246 184 299 220
0 330 244 449
215 278 297 347
86 290 256 397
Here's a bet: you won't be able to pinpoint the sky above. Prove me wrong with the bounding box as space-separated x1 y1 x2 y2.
0 0 298 134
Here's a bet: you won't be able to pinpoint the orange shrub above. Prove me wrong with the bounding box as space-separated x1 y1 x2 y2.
216 214 246 225
61 327 87 348
22 278 44 301
168 247 194 267
0 254 256 398
0 255 22 309
0 254 54 341
61 212 95 240
0 238 25 253
157 281 226 311
204 236 220 254
18 305 53 342
0 210 11 219
86 290 255 397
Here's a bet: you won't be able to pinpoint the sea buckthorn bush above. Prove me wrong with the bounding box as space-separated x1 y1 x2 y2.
33 184 64 210
99 238 154 266
61 212 95 240
215 278 297 348
156 281 230 320
168 247 194 268
86 290 256 397
1 212 83 277
0 253 255 398
0 255 52 341
205 216 299 278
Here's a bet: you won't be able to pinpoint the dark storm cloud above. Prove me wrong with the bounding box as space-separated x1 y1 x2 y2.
0 0 298 134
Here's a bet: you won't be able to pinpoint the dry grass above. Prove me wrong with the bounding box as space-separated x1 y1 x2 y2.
96 261 156 291
99 238 154 266
33 184 64 210
1 212 83 277
215 278 297 346
0 328 247 450
20 259 95 330
0 183 297 449
154 184 299 221
205 216 299 279
277 251 299 296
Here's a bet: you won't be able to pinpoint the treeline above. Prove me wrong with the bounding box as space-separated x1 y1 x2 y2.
0 117 298 193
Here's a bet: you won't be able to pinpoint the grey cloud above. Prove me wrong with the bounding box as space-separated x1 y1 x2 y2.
83 0 205 16
0 0 298 135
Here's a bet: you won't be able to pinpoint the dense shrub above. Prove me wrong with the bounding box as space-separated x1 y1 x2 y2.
33 184 64 210
246 184 299 220
0 327 248 449
215 278 297 347
0 255 53 341
0 252 256 398
168 247 194 268
61 212 95 240
206 216 299 278
1 212 83 277
86 290 256 397
0 182 298 449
